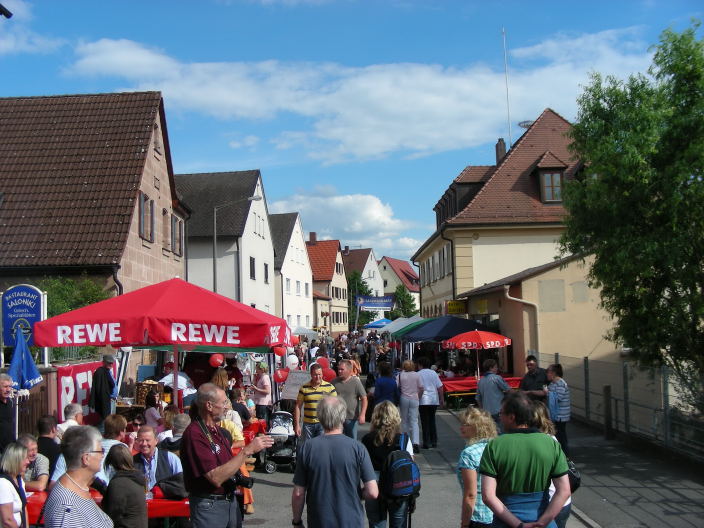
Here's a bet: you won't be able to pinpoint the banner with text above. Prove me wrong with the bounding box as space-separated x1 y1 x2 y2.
56 360 117 423
355 295 395 312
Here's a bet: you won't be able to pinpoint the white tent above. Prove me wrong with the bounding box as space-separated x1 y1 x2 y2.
382 314 424 335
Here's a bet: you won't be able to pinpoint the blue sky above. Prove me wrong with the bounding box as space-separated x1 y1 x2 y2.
1 0 701 262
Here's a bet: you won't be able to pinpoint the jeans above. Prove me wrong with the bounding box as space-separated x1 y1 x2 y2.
299 422 323 446
190 495 242 528
343 418 358 440
418 405 438 447
366 472 409 528
554 503 571 528
554 421 569 456
399 396 420 446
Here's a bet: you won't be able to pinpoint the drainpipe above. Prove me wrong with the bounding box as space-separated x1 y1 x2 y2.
440 228 456 301
503 285 540 360
112 265 124 295
236 238 242 302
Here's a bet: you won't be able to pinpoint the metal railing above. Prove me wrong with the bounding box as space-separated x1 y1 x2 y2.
539 353 704 462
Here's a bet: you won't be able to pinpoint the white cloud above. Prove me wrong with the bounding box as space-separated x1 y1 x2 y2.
65 27 652 163
0 0 64 55
270 188 417 258
228 135 260 149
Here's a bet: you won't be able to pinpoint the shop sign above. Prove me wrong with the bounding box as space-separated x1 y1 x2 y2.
2 284 44 347
446 299 468 315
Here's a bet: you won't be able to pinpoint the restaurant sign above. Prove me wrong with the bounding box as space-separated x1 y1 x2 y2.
446 299 468 315
2 284 45 347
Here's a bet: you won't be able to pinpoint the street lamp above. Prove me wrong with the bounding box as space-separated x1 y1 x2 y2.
212 194 262 293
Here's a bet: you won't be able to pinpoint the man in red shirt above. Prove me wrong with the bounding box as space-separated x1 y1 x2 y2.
181 383 273 528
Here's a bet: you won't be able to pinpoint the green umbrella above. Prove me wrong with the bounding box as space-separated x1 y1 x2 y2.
390 318 434 340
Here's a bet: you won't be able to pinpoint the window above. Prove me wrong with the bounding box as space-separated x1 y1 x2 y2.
250 257 256 280
286 278 291 293
384 279 388 287
171 215 184 256
541 172 563 202
264 263 269 284
138 192 154 242
153 122 162 154
287 315 292 325
306 315 310 327
305 283 310 297
296 281 301 296
297 315 301 326
162 209 170 249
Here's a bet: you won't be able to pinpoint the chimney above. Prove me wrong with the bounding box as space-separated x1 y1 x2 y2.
495 138 506 164
344 245 349 255
309 232 317 245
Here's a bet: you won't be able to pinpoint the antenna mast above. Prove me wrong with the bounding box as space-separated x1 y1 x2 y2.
502 27 513 147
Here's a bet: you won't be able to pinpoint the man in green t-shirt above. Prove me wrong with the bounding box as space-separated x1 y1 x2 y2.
479 392 570 528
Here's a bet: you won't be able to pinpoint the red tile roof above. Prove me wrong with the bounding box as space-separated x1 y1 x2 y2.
0 91 169 268
306 239 341 281
455 165 495 183
382 256 419 293
448 108 578 225
313 290 331 300
342 248 371 275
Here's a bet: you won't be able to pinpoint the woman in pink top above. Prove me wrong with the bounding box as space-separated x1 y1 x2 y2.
397 360 424 453
251 362 272 424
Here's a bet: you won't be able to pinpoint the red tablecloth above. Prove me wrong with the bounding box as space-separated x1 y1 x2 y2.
441 376 522 393
27 490 190 524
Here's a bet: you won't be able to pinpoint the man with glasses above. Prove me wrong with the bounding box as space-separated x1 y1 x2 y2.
519 355 548 401
181 382 273 528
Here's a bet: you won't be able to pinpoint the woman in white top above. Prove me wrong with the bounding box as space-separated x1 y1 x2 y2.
417 356 445 449
396 360 424 453
0 443 30 528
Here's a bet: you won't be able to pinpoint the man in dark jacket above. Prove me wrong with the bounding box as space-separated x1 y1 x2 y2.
89 354 117 431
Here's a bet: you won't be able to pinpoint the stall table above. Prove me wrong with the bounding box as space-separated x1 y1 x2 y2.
27 490 190 526
441 376 522 409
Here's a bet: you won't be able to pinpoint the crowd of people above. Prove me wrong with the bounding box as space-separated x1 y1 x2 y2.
0 334 573 528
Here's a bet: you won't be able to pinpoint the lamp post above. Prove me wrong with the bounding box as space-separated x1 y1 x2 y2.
213 195 262 293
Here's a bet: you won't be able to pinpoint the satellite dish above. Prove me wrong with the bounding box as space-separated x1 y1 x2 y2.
518 120 534 129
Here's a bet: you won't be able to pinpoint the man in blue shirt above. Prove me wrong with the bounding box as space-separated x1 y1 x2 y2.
133 426 183 492
476 359 510 432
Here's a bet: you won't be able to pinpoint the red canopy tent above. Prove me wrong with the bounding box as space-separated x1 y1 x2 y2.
441 330 512 379
34 278 291 407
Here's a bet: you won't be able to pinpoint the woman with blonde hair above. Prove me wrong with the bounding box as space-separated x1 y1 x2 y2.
0 443 30 528
457 407 497 528
397 360 423 454
531 402 571 528
361 401 413 528
211 367 230 394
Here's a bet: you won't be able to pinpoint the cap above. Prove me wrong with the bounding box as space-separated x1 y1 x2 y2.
103 354 116 364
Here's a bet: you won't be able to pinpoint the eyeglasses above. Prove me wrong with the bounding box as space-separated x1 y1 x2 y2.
88 449 105 455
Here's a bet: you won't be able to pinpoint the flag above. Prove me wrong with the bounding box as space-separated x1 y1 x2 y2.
8 334 43 390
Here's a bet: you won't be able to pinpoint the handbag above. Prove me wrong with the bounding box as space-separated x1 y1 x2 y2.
567 458 581 492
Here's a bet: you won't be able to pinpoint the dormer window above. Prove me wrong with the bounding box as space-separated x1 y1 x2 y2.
540 172 563 202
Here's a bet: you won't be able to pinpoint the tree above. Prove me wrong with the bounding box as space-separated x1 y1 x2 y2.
386 284 418 320
560 23 704 412
347 271 374 330
36 274 111 360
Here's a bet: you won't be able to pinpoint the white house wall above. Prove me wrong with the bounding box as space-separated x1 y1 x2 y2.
280 216 314 329
361 250 385 320
240 180 276 314
188 237 238 299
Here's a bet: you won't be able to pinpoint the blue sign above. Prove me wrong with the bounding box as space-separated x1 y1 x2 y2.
2 284 43 347
355 295 395 312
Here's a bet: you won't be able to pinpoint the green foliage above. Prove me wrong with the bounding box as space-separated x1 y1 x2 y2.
386 284 418 320
347 271 374 330
561 23 704 413
36 274 111 360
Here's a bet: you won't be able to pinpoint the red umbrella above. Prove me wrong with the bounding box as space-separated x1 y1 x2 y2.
34 278 291 348
34 278 291 409
442 330 511 379
442 330 511 350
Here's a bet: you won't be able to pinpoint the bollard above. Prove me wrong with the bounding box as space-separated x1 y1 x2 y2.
603 384 614 440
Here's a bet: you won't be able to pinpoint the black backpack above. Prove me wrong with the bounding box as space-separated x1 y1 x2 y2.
379 433 421 501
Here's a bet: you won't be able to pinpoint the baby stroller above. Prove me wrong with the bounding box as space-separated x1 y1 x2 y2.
261 401 297 474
